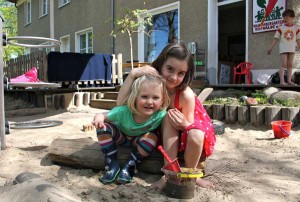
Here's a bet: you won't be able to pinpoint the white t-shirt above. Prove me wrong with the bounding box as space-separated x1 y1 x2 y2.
274 24 300 54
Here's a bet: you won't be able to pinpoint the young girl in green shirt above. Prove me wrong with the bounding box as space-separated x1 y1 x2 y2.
92 74 169 184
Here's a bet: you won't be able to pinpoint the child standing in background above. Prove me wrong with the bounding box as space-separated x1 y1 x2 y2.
268 9 300 85
92 74 169 184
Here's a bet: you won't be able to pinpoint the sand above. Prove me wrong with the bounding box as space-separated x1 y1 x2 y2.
0 106 299 202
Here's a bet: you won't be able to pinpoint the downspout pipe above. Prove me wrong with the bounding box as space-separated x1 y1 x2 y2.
50 0 55 51
0 18 6 150
111 0 115 54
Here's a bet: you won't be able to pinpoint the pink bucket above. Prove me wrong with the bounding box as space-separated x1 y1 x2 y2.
271 120 292 139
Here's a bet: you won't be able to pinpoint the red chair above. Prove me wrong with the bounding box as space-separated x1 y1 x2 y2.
233 62 253 84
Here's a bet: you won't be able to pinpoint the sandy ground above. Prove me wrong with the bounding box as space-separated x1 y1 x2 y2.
0 103 299 202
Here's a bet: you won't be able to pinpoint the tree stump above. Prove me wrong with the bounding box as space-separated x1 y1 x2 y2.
250 106 265 126
238 105 249 125
281 107 299 128
48 138 164 174
203 104 213 118
265 106 282 127
225 104 238 124
212 104 225 121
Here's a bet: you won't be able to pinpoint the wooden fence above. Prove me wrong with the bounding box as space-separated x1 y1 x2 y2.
4 51 123 85
4 50 48 81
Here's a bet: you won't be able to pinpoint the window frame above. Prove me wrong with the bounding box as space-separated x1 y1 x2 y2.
58 0 70 8
60 35 71 53
39 0 48 18
138 2 180 62
75 28 93 53
24 0 31 26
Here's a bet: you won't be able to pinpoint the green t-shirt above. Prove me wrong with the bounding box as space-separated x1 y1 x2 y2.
107 105 166 136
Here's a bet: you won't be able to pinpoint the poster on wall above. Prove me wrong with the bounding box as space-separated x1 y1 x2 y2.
253 0 286 33
219 64 231 84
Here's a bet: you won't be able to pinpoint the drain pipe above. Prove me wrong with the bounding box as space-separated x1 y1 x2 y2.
0 18 6 150
50 0 55 51
111 0 115 54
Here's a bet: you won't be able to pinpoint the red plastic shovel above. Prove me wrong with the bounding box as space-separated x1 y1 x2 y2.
158 145 181 173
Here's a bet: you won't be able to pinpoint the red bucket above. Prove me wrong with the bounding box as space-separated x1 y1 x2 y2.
271 120 292 139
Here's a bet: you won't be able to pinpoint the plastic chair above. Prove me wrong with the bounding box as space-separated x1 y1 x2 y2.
233 62 253 84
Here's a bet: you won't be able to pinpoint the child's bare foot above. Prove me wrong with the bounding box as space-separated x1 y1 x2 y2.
280 82 288 85
149 175 166 191
196 178 215 189
288 81 297 85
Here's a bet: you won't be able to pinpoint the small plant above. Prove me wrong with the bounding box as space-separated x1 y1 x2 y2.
272 99 300 107
110 8 152 69
204 97 238 105
251 90 268 105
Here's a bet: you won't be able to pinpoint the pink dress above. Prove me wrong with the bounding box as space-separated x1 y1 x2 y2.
175 90 216 158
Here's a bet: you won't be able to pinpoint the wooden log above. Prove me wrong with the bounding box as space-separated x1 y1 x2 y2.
203 104 213 118
83 92 89 106
74 93 82 107
212 104 225 121
48 138 164 174
90 92 97 100
225 104 238 124
238 105 249 125
35 92 45 108
281 107 299 128
250 106 265 126
265 106 282 127
96 92 102 99
59 95 66 109
54 95 61 110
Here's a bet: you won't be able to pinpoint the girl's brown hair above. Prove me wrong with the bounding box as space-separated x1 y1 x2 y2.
151 42 195 90
282 9 295 18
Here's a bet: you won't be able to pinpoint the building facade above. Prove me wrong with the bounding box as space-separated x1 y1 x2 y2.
6 0 300 84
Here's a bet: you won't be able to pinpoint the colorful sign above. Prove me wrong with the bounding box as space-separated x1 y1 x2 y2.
253 0 286 33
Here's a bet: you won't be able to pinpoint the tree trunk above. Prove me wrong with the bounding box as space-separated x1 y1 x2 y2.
48 138 164 174
127 30 134 70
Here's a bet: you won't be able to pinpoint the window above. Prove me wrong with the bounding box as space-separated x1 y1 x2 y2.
75 29 93 53
24 0 31 25
39 42 51 53
60 35 70 52
138 2 179 62
39 0 48 17
58 0 70 8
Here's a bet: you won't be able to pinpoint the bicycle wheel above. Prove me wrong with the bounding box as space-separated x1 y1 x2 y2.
10 120 63 129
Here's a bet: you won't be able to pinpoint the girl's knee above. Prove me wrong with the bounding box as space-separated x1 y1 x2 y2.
187 129 204 144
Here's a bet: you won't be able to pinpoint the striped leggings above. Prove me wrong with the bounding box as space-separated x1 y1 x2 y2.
96 123 158 157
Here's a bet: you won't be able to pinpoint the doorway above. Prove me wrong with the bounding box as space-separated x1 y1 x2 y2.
207 0 248 85
218 1 246 84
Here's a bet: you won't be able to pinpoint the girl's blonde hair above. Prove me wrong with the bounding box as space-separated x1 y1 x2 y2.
126 74 170 115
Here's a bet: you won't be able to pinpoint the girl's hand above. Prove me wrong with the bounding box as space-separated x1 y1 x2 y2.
267 49 272 55
91 113 106 130
167 108 189 130
130 65 159 79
